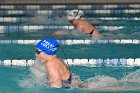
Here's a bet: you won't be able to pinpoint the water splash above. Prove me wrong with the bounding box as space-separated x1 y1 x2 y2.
31 14 68 25
18 58 49 88
119 69 140 88
30 58 48 84
79 69 140 91
18 59 140 91
80 75 119 89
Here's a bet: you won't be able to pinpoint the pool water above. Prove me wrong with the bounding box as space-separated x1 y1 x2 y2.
0 43 140 60
0 65 140 93
0 4 140 93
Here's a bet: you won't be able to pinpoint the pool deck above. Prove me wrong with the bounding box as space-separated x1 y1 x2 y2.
0 0 140 4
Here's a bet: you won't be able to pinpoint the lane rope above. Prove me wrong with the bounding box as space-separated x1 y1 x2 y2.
0 39 139 45
0 58 140 67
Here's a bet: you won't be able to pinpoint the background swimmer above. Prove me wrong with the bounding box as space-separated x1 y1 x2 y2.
53 10 100 37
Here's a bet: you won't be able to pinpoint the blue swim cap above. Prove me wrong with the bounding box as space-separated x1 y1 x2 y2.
36 38 59 55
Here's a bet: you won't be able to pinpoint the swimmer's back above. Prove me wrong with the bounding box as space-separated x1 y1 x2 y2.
48 58 71 81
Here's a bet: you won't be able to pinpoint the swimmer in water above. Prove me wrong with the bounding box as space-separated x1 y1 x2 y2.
35 38 72 88
53 10 100 37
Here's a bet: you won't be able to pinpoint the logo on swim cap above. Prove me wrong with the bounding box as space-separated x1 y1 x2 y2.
67 10 84 20
36 38 59 55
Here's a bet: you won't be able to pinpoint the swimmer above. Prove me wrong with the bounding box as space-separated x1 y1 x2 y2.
67 10 100 37
53 10 100 37
35 38 72 88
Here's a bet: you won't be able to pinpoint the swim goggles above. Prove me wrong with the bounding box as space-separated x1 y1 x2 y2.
36 49 43 54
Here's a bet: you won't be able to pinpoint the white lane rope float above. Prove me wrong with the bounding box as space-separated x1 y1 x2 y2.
0 25 127 31
0 4 140 10
0 39 139 45
0 9 140 15
0 25 140 31
0 58 140 67
0 17 140 23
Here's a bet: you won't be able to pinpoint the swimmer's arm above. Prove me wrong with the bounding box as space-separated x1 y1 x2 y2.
47 67 62 88
53 30 69 36
76 24 84 32
80 21 100 37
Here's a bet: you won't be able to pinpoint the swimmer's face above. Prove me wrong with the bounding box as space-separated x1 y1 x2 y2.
35 48 47 63
68 20 74 24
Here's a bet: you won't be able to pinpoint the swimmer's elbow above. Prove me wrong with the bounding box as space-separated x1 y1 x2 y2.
50 84 62 88
50 81 62 88
92 30 100 37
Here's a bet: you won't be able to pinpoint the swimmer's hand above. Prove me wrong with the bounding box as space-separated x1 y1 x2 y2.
53 31 66 36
